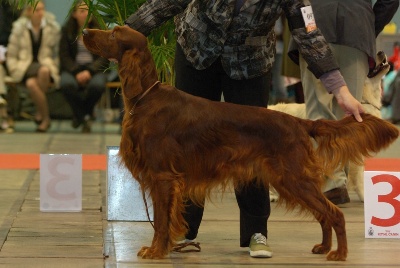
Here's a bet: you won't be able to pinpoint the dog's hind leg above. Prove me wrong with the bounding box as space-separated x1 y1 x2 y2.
308 199 347 261
306 190 347 261
275 175 348 261
137 178 187 259
311 214 332 255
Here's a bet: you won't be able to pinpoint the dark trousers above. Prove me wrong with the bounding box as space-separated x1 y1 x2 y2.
175 43 271 247
60 72 107 122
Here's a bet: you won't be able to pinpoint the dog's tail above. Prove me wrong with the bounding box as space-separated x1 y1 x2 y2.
298 113 399 175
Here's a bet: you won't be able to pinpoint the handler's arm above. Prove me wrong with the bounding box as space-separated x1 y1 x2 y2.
125 0 191 36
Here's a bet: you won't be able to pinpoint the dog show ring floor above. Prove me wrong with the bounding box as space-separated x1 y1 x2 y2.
0 120 399 267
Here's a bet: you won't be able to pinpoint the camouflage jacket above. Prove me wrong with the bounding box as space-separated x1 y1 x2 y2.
125 0 338 80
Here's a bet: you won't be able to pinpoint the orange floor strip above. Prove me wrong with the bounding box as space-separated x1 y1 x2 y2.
0 154 106 170
364 158 400 172
0 154 399 172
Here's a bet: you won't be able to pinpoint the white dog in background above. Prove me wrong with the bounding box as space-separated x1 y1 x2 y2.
268 51 390 202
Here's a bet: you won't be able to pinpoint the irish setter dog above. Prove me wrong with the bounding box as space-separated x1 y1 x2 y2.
83 26 399 261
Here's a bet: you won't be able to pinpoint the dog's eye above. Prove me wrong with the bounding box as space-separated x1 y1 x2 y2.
110 32 115 39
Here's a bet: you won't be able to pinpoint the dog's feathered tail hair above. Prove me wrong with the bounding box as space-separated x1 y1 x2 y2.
298 113 399 176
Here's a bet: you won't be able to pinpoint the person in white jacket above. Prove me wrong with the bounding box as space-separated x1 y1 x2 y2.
6 1 60 132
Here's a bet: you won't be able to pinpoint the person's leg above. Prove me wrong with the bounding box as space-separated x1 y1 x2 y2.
181 199 205 240
25 78 50 131
300 44 367 199
235 180 271 245
174 43 222 240
390 88 400 123
331 44 368 119
83 73 107 117
222 71 271 249
0 64 6 96
35 66 52 131
36 66 51 94
222 72 270 108
300 56 336 121
300 53 347 197
175 44 222 101
77 73 107 133
271 52 288 104
300 54 345 193
60 71 85 127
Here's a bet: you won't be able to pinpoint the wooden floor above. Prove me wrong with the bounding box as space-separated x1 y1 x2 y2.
0 120 399 268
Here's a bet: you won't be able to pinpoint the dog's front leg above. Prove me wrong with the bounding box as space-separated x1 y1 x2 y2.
137 179 186 259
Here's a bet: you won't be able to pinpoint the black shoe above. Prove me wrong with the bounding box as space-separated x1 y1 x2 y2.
34 118 42 125
72 117 83 129
324 186 350 205
36 123 51 133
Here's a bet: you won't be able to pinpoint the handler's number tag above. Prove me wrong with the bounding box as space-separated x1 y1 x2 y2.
300 6 316 33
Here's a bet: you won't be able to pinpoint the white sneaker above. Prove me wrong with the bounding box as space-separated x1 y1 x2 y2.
249 233 273 258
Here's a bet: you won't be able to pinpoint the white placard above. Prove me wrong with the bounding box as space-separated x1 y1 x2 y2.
40 154 82 212
364 171 400 238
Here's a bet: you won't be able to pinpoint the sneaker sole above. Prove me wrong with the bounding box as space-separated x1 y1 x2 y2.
249 250 273 258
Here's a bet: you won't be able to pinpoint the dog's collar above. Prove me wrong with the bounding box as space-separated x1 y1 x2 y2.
129 80 161 115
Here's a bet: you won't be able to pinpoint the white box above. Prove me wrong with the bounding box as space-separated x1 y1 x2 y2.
40 154 82 212
106 146 153 221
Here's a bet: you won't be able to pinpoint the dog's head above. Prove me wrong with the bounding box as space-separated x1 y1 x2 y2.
368 51 390 78
82 25 148 62
83 26 157 99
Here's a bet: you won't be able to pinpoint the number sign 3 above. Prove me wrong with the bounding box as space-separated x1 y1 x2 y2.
364 172 400 238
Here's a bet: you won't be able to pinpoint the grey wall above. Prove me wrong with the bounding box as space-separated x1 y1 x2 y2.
45 0 73 27
394 11 400 31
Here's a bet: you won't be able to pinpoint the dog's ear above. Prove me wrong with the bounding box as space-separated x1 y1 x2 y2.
111 26 152 99
111 26 147 99
120 51 143 99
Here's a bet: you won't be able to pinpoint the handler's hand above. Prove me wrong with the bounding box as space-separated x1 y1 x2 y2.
332 86 364 122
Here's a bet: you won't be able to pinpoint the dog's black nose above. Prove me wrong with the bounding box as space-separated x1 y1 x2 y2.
82 29 88 36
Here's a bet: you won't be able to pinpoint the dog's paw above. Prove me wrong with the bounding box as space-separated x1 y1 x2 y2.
137 246 166 259
326 250 347 261
137 246 149 257
312 243 331 254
